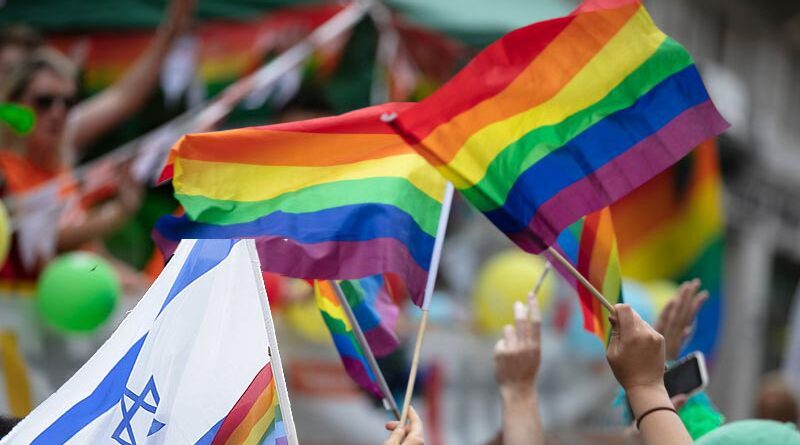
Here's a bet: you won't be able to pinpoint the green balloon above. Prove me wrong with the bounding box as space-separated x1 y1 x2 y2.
36 252 120 333
0 103 35 135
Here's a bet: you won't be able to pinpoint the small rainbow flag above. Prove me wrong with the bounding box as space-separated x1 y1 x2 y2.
208 362 287 445
154 102 447 305
611 139 724 357
549 207 623 343
338 275 401 357
392 0 728 255
314 280 383 398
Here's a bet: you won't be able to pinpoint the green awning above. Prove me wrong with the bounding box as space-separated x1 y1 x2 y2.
0 0 576 45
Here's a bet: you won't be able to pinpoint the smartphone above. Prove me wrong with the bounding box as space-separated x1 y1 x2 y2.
664 351 709 398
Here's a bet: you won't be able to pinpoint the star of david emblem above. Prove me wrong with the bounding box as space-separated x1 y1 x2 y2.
111 376 166 445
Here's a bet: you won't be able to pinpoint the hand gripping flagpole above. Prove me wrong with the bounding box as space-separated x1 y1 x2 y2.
245 239 300 445
546 247 615 313
329 281 401 419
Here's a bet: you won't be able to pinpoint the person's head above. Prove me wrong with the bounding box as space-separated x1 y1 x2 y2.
755 373 798 423
0 25 43 76
0 416 20 438
1 47 77 162
696 419 800 445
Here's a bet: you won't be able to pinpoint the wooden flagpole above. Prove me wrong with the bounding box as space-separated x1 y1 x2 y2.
245 239 300 445
533 263 551 297
329 281 401 419
546 247 615 313
398 182 455 426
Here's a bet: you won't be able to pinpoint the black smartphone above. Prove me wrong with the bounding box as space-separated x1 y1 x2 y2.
664 351 709 398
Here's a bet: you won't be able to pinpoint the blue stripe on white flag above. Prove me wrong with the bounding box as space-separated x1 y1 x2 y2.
32 336 148 445
33 239 237 444
158 239 237 316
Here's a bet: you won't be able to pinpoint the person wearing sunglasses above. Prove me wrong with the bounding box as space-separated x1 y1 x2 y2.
0 0 194 418
0 0 194 250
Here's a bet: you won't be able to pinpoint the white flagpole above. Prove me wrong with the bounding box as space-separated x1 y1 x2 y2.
398 181 454 425
245 239 299 445
329 281 401 419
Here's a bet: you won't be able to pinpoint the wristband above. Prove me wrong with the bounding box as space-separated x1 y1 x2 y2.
636 406 678 430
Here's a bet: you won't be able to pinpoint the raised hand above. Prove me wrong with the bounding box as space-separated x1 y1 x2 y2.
493 294 542 395
654 279 708 361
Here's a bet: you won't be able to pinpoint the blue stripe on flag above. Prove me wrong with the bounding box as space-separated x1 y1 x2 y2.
32 336 148 444
556 229 580 264
194 418 224 445
159 239 237 316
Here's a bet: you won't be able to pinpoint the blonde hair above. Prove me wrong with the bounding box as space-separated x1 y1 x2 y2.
1 47 77 102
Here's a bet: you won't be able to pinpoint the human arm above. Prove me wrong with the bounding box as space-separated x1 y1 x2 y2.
67 0 195 151
383 406 424 445
654 279 709 361
57 167 141 251
607 304 693 445
492 293 545 445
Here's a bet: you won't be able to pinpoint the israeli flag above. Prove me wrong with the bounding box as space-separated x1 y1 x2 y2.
2 239 297 445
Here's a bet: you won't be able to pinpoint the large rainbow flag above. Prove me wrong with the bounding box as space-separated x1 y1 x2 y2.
549 207 623 344
611 139 724 357
208 362 287 445
314 280 384 398
154 102 447 305
391 0 728 254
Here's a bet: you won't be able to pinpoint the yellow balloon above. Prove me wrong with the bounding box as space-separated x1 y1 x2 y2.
0 200 10 267
473 250 554 334
282 280 333 345
642 280 679 313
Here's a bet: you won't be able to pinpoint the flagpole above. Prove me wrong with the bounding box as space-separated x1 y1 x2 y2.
330 281 401 419
546 247 615 313
245 239 300 445
398 181 454 426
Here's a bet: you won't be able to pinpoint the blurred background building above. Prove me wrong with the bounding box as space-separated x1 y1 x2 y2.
642 0 800 421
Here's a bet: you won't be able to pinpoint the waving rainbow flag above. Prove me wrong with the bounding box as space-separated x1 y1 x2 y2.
337 275 401 357
313 280 383 398
208 362 287 445
549 208 623 344
392 0 728 254
611 139 724 357
155 103 447 305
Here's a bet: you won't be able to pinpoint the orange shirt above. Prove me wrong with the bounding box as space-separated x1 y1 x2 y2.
0 151 63 293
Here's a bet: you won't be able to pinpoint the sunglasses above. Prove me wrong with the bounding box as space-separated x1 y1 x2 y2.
32 94 78 112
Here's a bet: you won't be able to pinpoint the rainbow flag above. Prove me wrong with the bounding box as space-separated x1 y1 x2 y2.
611 139 723 357
314 280 383 398
392 0 728 255
154 102 447 305
549 207 623 344
338 275 401 357
208 362 287 445
49 5 345 94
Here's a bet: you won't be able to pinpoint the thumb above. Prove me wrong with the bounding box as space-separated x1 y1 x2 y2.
385 424 406 444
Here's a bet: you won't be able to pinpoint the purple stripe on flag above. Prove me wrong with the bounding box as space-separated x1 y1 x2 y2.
152 234 429 306
364 326 400 358
341 356 382 398
509 101 729 253
251 236 428 306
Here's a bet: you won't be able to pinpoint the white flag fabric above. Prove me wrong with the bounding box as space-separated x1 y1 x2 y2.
2 239 297 445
